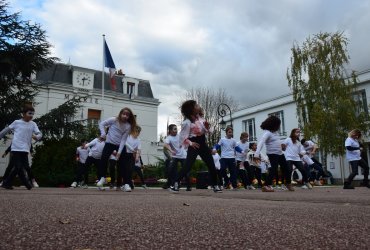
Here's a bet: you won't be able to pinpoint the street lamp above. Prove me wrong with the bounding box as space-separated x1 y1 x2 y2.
217 103 232 131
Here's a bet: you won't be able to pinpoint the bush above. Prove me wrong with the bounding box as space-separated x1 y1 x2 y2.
32 138 78 187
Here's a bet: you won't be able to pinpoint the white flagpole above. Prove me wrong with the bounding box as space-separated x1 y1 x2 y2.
102 34 105 118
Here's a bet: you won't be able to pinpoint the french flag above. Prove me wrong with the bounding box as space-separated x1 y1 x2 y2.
104 39 117 91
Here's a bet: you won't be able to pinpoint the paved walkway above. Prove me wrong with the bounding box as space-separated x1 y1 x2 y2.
1 186 369 249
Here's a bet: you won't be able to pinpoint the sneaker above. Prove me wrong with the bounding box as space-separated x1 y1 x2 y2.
286 184 295 191
343 185 355 189
305 182 313 189
281 184 288 191
71 181 77 188
81 184 88 189
169 182 179 193
186 187 192 191
314 180 323 186
123 184 132 192
301 184 308 189
96 177 106 187
213 185 223 193
262 186 274 192
32 180 39 188
142 184 148 189
247 185 256 190
1 185 14 190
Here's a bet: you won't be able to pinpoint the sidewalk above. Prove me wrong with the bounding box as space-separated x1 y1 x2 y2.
1 186 369 249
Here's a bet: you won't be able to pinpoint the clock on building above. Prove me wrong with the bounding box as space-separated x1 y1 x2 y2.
76 72 93 87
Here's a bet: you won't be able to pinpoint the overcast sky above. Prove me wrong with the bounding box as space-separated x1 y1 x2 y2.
9 0 370 136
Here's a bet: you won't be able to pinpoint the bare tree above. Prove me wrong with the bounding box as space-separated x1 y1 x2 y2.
180 87 239 146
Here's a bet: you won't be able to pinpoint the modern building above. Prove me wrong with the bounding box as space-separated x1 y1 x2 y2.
225 69 370 183
0 63 161 175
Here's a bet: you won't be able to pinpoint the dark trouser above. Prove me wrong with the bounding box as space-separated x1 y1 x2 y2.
287 160 308 183
3 152 32 189
3 154 34 182
119 150 134 186
237 161 255 186
76 162 86 183
254 166 263 187
267 154 291 185
134 166 145 185
169 158 185 186
109 159 120 185
311 157 323 168
221 158 237 188
306 163 325 181
216 169 223 186
163 158 171 188
347 159 369 184
177 135 218 186
84 156 100 184
98 143 119 178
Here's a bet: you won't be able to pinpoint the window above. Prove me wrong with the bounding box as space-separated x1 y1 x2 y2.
243 118 257 141
352 89 368 116
268 110 286 136
87 109 101 127
127 82 135 97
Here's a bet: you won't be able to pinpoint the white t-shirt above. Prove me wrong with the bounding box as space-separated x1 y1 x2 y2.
303 140 316 155
255 130 283 156
283 138 306 161
212 153 221 170
217 137 238 159
164 134 187 159
99 117 131 153
301 154 314 165
76 146 89 164
125 135 141 154
236 141 249 162
0 119 42 153
345 137 361 161
86 138 105 159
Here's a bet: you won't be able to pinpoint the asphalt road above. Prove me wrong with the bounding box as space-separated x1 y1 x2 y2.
1 186 369 250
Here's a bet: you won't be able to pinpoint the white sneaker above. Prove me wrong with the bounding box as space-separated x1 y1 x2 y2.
247 185 256 190
281 184 287 191
96 177 106 187
32 180 39 188
306 182 313 189
314 180 322 186
142 184 148 189
71 181 77 188
301 184 308 189
123 184 132 192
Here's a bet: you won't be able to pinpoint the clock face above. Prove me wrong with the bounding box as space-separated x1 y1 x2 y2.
76 72 92 87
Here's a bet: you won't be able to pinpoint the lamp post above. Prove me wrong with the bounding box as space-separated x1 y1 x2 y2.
217 103 232 130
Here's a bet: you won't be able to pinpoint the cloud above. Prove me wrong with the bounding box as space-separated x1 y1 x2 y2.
8 0 370 136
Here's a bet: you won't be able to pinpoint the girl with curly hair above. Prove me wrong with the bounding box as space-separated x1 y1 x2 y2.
255 115 293 192
170 100 222 193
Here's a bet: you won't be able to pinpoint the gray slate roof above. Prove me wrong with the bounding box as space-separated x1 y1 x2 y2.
35 63 155 99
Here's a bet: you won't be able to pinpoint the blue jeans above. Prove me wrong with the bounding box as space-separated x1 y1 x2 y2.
220 158 237 188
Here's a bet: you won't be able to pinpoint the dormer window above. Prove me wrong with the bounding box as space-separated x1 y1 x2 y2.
127 82 135 96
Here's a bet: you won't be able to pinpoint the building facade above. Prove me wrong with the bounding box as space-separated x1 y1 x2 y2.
0 63 161 175
226 69 370 183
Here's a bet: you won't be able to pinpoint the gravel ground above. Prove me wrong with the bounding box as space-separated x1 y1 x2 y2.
1 186 370 250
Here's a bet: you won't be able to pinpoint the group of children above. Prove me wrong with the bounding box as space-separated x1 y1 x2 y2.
71 108 147 191
1 101 369 192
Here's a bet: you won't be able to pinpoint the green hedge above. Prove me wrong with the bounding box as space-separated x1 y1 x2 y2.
32 138 78 187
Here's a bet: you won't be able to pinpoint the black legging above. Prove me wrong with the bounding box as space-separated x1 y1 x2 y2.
3 152 32 189
119 150 134 186
98 143 119 178
266 154 291 185
347 159 369 184
177 135 218 186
